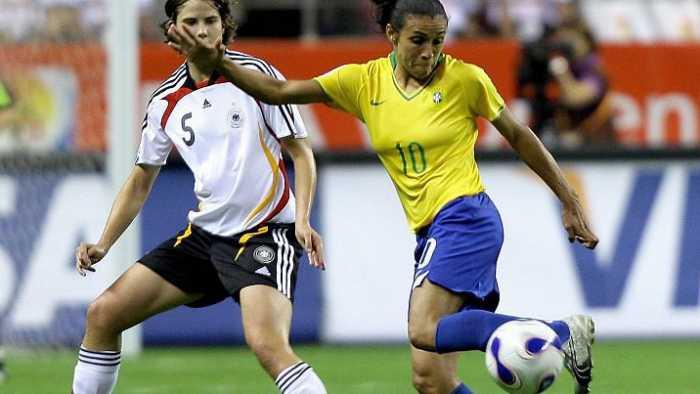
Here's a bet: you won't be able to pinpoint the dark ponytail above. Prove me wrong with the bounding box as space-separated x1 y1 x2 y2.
372 0 399 29
370 0 447 31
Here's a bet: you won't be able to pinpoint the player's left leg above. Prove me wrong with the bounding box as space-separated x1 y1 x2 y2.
408 278 571 354
408 278 472 394
240 284 326 394
411 346 464 394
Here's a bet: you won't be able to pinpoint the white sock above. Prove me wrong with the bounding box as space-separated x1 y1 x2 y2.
72 346 121 394
275 361 327 394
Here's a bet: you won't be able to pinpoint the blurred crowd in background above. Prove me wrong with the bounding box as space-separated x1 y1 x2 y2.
1 0 699 43
0 0 699 152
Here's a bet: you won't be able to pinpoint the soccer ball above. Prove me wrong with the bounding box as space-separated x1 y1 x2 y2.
485 320 564 394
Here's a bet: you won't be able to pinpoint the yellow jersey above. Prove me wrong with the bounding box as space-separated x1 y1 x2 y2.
314 53 505 231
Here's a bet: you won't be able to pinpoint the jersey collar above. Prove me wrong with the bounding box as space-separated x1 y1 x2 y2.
389 51 445 70
184 63 224 90
389 51 445 101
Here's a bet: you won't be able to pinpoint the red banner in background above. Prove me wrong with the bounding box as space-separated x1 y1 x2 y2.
599 44 700 148
3 40 698 152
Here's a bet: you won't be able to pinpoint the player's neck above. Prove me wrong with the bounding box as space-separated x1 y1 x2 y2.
393 66 431 94
188 61 215 85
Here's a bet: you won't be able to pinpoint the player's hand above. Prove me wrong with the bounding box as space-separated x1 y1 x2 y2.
561 198 598 249
295 222 326 271
75 242 108 277
165 22 225 70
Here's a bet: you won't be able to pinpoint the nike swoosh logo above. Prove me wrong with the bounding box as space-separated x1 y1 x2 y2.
370 99 386 106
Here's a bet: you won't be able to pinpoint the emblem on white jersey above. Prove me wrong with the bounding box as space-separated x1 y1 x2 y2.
227 103 243 128
253 245 275 264
433 91 443 104
203 99 211 109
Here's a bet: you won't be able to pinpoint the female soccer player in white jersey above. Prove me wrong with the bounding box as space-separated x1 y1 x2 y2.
168 1 601 393
71 1 327 393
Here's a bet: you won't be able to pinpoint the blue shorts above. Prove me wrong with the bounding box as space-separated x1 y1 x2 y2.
413 193 503 311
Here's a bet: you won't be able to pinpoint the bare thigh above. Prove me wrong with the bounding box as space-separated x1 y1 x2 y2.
240 285 299 378
83 262 202 349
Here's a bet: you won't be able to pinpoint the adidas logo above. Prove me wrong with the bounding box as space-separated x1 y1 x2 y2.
255 266 271 277
203 99 211 109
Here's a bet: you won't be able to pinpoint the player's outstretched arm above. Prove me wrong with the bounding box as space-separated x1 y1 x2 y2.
491 108 599 249
166 24 329 105
280 137 326 270
75 164 161 276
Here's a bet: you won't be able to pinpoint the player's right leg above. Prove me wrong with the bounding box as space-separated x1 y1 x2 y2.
74 224 218 394
73 263 201 394
240 284 326 394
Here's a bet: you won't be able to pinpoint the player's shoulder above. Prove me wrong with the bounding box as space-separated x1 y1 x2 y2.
148 63 188 106
328 56 385 80
443 54 489 82
224 49 282 78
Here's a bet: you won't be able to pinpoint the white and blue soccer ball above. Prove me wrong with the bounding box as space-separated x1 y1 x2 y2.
485 320 564 394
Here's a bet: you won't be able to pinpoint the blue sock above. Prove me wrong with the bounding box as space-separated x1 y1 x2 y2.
435 310 571 353
451 383 473 394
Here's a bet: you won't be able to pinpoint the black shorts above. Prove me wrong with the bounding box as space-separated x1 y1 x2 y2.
139 223 302 307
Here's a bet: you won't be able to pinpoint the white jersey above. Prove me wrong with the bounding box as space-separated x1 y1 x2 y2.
137 50 307 237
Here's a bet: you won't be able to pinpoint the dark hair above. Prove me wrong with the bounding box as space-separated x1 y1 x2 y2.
161 0 238 45
371 0 447 31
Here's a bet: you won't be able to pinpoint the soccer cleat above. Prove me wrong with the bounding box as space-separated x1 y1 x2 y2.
562 315 595 393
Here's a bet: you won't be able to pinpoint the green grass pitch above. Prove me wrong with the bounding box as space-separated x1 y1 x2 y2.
3 340 698 393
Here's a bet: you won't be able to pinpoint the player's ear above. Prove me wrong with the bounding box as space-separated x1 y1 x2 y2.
385 24 399 46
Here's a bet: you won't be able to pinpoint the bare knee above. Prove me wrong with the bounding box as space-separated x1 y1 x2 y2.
86 293 124 336
246 333 293 373
408 320 438 352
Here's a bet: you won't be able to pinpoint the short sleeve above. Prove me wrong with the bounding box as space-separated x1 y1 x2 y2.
469 67 505 121
314 63 365 121
259 65 308 139
136 100 172 165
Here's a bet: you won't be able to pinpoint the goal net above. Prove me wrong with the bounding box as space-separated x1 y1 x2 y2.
0 0 141 356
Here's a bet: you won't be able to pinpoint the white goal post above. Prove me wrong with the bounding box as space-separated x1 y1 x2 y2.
107 0 141 357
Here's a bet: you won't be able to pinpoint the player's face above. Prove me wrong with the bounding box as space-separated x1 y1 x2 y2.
394 15 447 81
175 0 223 46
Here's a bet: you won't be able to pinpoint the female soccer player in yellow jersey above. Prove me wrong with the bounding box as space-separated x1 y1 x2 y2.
169 1 599 393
